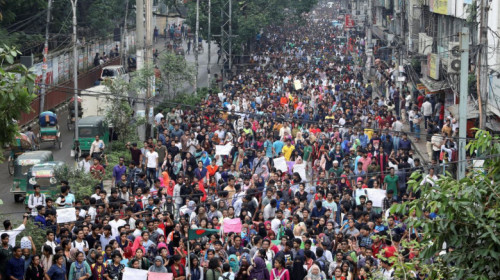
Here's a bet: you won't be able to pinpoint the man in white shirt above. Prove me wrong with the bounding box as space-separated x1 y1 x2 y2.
263 199 277 221
421 98 433 129
27 185 46 216
0 215 28 247
109 210 126 237
78 154 92 173
145 145 159 187
271 209 284 235
89 135 105 158
71 229 89 255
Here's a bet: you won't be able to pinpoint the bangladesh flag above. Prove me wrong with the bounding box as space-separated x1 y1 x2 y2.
188 228 219 240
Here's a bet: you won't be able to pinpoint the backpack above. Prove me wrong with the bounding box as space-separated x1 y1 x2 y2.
221 272 231 280
316 256 330 276
72 240 89 251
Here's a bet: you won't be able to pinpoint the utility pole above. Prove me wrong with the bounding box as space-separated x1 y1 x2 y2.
136 0 146 141
207 0 211 89
228 0 232 76
194 0 199 93
145 0 153 138
121 0 129 69
219 0 233 85
458 27 469 180
70 0 79 143
366 0 372 77
40 0 52 113
477 0 489 129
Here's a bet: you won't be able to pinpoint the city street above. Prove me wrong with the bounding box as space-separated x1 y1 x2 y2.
0 38 219 221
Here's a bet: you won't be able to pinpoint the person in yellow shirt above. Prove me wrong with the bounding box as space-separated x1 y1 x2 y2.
282 139 295 161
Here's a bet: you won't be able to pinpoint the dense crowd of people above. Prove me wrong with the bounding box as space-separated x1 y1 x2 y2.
0 2 458 280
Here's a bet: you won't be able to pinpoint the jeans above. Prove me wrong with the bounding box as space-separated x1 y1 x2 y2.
146 168 157 186
424 116 431 129
414 124 421 140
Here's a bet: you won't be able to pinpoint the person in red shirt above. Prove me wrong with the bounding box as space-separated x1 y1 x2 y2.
90 158 105 181
417 93 425 109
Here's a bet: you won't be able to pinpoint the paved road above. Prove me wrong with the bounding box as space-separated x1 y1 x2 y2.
0 108 75 221
0 38 219 222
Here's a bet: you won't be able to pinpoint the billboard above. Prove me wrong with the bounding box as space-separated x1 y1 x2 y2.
427 53 440 80
430 0 448 15
345 14 355 28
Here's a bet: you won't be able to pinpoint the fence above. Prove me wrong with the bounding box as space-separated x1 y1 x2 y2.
18 57 121 126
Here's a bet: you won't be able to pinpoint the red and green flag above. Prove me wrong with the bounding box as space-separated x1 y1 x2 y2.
188 228 219 240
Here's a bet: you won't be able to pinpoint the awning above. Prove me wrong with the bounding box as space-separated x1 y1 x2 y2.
487 103 500 118
419 76 450 93
372 26 386 41
447 102 479 119
486 118 500 131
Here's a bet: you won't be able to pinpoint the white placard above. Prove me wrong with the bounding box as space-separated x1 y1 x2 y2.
273 157 288 172
365 189 386 208
294 80 302 90
56 207 77 223
215 143 233 155
123 267 148 280
293 163 307 181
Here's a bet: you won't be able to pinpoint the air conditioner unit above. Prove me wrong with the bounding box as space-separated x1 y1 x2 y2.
418 33 433 55
447 42 461 73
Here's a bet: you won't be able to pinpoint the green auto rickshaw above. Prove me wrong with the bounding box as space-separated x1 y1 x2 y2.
10 150 54 202
25 161 66 205
76 115 110 154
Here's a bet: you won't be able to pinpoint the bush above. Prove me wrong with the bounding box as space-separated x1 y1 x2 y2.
155 86 214 114
55 166 100 201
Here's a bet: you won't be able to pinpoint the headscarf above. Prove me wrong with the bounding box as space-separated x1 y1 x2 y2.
149 256 168 273
200 152 211 167
249 257 268 280
239 253 250 266
228 254 240 273
306 265 325 280
132 236 146 256
291 256 307 280
86 248 97 264
70 248 79 262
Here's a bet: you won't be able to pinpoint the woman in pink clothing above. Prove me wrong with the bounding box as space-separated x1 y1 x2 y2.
271 258 290 280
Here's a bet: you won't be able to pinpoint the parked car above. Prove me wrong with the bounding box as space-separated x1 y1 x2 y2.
99 65 129 83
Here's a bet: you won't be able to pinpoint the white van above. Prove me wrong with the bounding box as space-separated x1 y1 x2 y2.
100 65 129 83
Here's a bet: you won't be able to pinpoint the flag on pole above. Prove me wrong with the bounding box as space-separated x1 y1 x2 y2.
188 228 219 240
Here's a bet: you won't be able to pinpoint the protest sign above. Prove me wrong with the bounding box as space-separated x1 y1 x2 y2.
123 268 148 280
273 157 288 172
148 272 173 280
366 189 386 208
215 144 233 155
56 207 77 223
223 218 242 233
293 163 307 181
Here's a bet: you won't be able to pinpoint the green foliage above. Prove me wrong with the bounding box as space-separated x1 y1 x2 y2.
104 79 138 143
185 0 318 55
0 45 37 149
55 166 99 201
85 0 128 37
154 86 212 115
391 130 500 279
157 51 195 97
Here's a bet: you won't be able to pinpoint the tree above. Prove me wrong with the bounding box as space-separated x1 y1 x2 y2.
104 66 152 142
391 130 500 279
0 45 36 157
157 51 195 98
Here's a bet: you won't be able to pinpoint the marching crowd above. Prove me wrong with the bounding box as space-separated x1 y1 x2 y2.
0 2 457 280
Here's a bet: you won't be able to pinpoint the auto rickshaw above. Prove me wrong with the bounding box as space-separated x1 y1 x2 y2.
38 111 62 149
8 133 34 176
67 96 83 131
24 161 65 205
10 150 54 202
76 115 110 154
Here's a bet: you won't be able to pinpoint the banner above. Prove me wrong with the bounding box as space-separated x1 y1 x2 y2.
222 218 242 233
365 189 386 208
148 272 173 280
56 207 77 223
123 268 148 280
273 157 288 172
215 144 233 155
